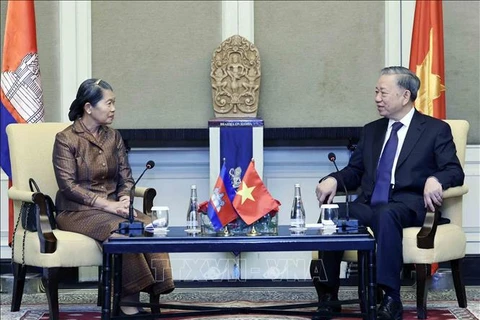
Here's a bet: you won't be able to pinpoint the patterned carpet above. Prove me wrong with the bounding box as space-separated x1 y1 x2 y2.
1 286 479 320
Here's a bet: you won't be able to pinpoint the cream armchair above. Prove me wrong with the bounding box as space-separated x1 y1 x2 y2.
402 119 469 318
311 119 469 319
7 122 158 320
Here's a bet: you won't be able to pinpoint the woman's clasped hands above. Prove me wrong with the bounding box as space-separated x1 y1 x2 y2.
103 196 135 218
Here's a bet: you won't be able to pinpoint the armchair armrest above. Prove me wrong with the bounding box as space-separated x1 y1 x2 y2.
443 185 468 199
8 186 57 254
416 185 468 249
8 186 35 202
134 186 157 215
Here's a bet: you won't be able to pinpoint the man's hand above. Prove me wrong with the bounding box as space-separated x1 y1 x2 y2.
316 177 337 205
424 176 443 212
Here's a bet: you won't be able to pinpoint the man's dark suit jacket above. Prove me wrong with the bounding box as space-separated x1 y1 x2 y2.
331 109 464 225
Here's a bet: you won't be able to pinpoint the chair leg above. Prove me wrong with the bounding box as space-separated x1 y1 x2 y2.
42 267 60 320
150 293 161 314
97 266 103 307
415 264 430 319
10 262 27 312
376 286 384 305
451 259 467 308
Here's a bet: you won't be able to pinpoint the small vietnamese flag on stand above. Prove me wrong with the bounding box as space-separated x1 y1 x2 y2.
409 0 446 275
233 160 280 225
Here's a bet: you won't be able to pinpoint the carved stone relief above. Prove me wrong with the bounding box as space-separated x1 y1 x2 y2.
211 35 261 118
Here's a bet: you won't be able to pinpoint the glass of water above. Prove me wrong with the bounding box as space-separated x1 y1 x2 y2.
320 204 339 227
151 206 169 230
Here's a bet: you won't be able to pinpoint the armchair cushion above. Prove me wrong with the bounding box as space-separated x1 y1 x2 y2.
12 229 102 268
403 224 466 264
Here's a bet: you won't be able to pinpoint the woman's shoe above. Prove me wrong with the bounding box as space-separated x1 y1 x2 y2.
118 307 150 317
119 306 141 316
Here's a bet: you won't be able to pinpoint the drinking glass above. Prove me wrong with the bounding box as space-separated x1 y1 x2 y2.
320 204 339 227
151 206 169 229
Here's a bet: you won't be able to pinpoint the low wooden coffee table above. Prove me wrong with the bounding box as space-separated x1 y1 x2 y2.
101 226 376 319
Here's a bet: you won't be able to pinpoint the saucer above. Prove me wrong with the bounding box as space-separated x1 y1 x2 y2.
184 229 201 234
322 220 337 227
153 227 169 234
306 223 323 229
289 227 307 234
145 223 169 235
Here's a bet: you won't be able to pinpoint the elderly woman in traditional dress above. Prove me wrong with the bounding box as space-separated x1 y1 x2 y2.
53 78 174 316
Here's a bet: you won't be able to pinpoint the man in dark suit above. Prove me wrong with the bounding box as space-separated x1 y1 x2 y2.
311 66 464 320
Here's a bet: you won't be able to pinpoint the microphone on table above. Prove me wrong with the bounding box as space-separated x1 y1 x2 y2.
327 152 358 229
118 160 155 237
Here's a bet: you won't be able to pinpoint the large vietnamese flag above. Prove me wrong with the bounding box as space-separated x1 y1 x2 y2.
232 160 280 225
409 0 446 275
409 0 446 119
1 0 45 243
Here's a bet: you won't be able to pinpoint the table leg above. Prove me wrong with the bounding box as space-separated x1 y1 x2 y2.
112 254 122 316
358 251 367 315
102 253 111 320
368 249 377 320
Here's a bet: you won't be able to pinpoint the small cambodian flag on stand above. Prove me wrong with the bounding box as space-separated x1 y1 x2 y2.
207 161 238 231
1 0 45 243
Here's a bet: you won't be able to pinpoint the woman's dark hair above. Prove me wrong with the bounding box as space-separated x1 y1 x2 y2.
68 78 113 121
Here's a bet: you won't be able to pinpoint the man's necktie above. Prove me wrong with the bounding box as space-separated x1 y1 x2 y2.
370 122 403 206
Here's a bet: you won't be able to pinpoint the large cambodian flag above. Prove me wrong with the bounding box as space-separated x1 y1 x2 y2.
1 0 44 242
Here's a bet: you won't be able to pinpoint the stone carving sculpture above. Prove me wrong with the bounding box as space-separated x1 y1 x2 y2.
211 35 261 118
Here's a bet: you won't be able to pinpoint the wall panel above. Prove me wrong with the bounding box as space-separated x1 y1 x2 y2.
91 1 222 129
443 1 480 144
254 1 384 128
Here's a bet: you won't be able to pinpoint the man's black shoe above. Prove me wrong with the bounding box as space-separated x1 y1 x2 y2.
312 293 341 320
377 295 403 320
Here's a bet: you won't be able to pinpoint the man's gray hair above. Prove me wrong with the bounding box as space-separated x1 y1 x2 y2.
381 66 421 102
